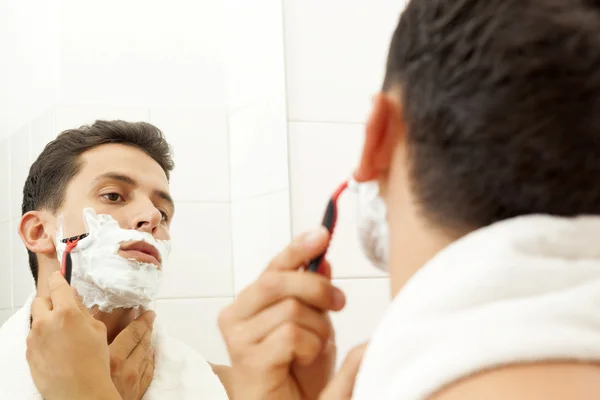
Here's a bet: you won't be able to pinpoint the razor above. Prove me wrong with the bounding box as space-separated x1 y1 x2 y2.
60 233 89 284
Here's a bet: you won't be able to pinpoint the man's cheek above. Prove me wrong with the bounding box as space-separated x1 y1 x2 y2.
155 225 171 242
57 209 90 238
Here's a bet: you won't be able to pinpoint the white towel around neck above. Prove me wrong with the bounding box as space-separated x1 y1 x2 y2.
0 294 229 399
353 215 600 399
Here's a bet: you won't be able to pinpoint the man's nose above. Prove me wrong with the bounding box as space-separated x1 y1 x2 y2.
131 201 162 234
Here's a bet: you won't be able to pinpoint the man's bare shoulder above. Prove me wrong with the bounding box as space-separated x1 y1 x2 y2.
209 363 233 398
432 362 600 400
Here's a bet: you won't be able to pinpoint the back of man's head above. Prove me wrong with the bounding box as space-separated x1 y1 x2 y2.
22 120 174 284
385 0 600 231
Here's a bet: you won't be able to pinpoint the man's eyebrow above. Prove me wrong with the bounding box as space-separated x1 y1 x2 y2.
95 172 137 186
156 190 175 213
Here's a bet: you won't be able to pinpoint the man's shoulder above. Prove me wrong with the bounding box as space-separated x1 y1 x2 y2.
0 293 35 343
0 306 28 341
0 305 30 363
0 305 39 398
432 362 600 400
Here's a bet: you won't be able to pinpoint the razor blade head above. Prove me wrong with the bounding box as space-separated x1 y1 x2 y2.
61 233 89 244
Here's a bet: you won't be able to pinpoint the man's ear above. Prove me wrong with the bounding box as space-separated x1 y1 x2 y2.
355 93 405 182
19 211 56 256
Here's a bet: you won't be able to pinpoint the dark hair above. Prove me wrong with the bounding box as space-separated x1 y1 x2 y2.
384 0 600 231
22 120 175 284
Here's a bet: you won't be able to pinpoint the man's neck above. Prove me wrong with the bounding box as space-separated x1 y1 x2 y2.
385 164 461 296
94 307 140 343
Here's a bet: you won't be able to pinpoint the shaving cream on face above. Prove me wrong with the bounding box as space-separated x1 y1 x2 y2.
351 180 389 271
55 208 171 313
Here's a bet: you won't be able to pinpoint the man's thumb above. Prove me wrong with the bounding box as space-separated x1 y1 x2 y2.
320 343 368 399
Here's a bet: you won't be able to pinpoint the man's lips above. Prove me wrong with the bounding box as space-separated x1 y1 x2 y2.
118 241 161 266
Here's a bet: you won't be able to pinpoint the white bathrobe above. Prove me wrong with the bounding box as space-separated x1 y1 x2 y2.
353 215 600 399
0 294 228 399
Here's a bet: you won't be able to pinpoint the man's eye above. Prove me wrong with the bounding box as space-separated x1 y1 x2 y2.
102 193 124 202
159 210 169 222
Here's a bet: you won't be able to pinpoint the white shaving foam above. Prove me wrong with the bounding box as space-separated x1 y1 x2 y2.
55 208 171 313
350 179 389 272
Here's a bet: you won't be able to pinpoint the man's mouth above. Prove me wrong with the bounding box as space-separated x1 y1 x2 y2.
118 241 161 267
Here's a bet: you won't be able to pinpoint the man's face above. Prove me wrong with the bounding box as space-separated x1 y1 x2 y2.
46 143 174 266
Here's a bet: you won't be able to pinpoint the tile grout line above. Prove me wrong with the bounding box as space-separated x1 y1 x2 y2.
288 120 366 126
225 104 236 296
172 200 231 205
8 133 13 310
331 276 389 281
230 188 289 204
279 0 295 248
156 296 234 302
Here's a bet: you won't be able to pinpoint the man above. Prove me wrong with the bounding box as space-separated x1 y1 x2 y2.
0 121 230 399
26 0 600 398
220 0 600 398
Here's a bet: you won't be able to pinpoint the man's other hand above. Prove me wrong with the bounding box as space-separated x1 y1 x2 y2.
218 227 346 400
109 310 156 400
27 271 121 400
319 343 367 400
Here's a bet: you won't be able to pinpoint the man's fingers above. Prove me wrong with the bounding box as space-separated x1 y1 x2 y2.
242 299 332 345
128 329 153 371
320 260 332 279
320 343 368 399
337 343 367 382
30 297 53 320
110 310 156 358
139 350 155 396
257 323 324 368
267 227 330 272
230 271 346 320
47 271 79 310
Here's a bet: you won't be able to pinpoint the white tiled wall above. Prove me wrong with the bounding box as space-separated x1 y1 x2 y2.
55 106 150 133
225 0 292 297
231 190 291 292
228 99 289 202
0 139 10 224
149 108 231 203
30 108 57 163
9 126 31 220
0 221 11 311
58 0 227 110
283 0 407 123
0 0 407 373
224 0 287 111
160 202 233 299
0 0 60 138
